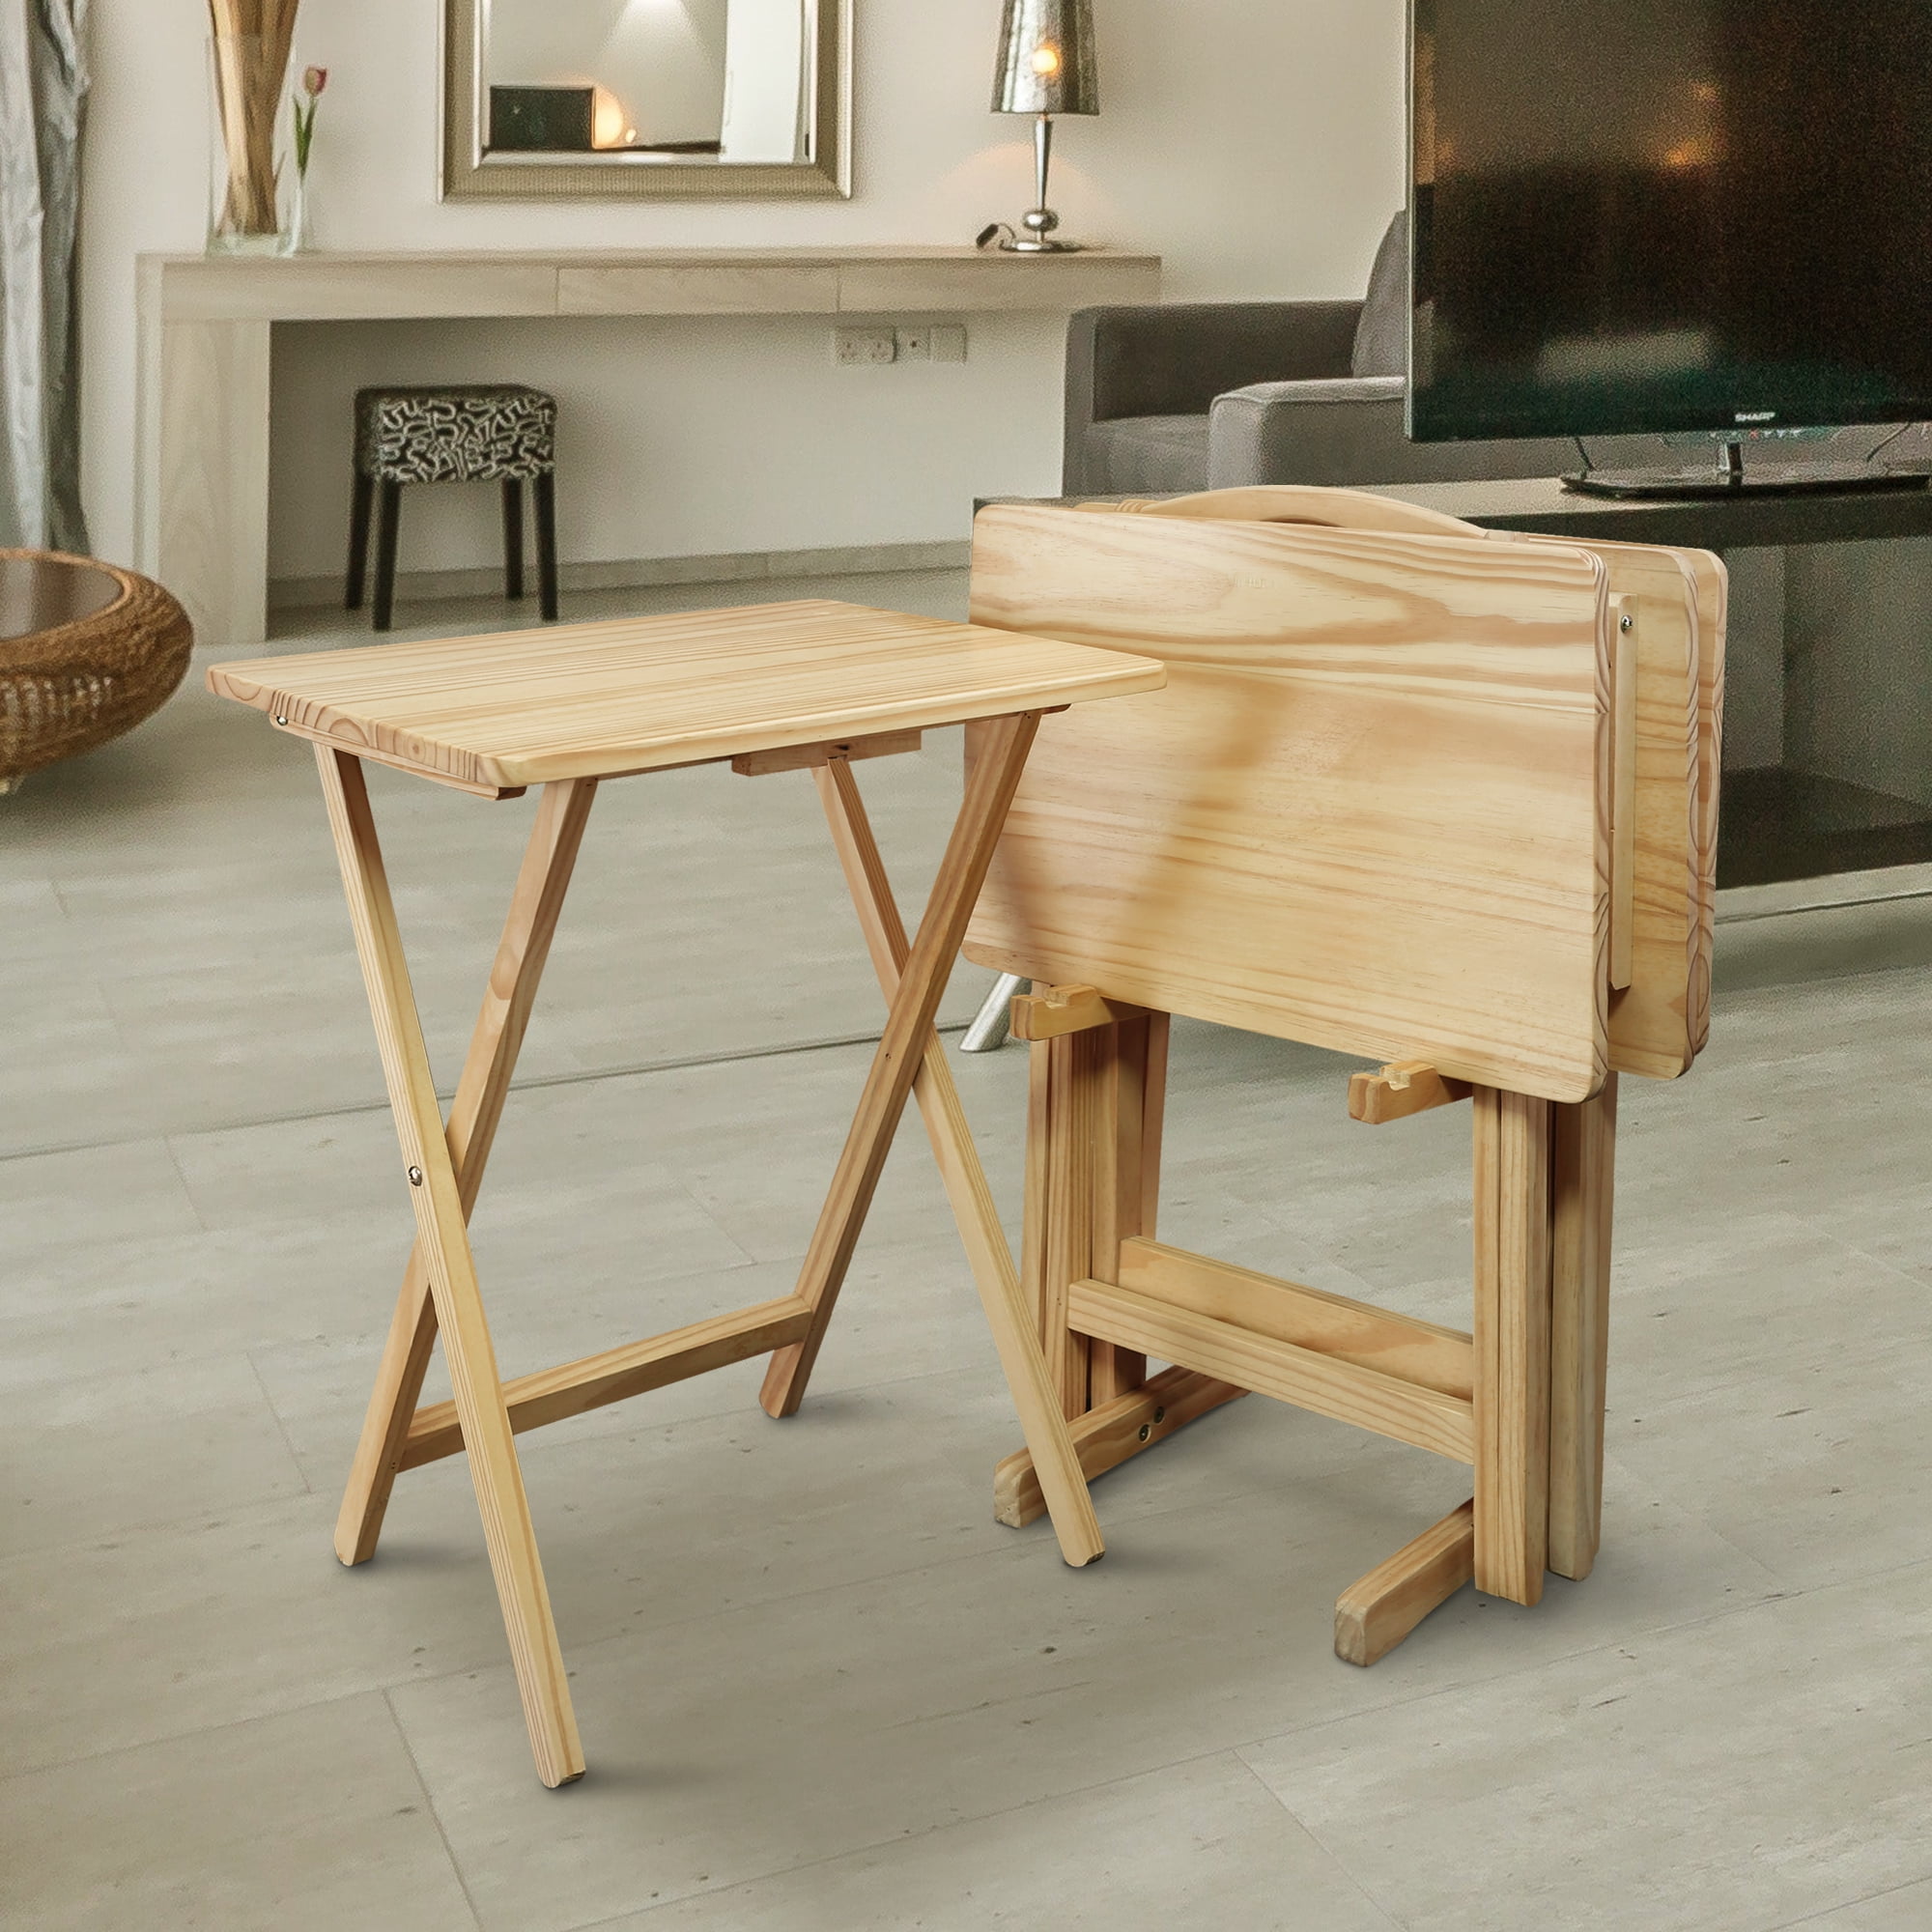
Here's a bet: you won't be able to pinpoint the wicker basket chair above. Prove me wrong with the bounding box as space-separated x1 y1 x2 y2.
0 552 193 793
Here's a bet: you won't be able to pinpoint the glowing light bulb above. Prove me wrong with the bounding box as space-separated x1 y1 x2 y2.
1031 43 1061 76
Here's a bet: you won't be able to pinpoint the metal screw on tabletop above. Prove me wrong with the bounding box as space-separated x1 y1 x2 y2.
408 1166 423 1185
1137 1423 1151 1442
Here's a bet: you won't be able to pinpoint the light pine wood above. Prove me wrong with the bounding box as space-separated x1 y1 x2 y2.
1061 493 1716 1088
210 601 1163 793
335 777 598 1567
974 488 1718 1662
993 1365 1247 1528
401 1297 814 1469
1023 1032 1101 1416
1609 596 1640 990
316 747 583 1788
1348 1060 1473 1125
758 710 1046 1418
1151 493 1719 1081
1009 983 1151 1042
1067 1277 1477 1463
1104 484 1486 540
729 726 922 776
1547 1076 1619 1580
966 504 1612 1103
1471 1086 1552 1606
1334 1499 1477 1666
806 753 1103 1566
1087 1013 1162 1404
1114 1238 1474 1399
1513 534 1715 1078
1684 550 1726 1055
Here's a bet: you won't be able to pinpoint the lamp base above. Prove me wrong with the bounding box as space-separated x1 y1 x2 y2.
998 235 1086 252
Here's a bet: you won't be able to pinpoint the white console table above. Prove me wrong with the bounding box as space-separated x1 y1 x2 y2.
134 246 1162 649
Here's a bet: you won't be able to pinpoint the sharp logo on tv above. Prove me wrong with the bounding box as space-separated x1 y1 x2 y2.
1736 412 1777 423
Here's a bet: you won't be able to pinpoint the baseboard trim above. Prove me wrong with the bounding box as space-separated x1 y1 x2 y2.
269 538 973 612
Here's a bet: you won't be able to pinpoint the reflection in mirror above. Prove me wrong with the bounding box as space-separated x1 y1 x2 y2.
481 0 810 166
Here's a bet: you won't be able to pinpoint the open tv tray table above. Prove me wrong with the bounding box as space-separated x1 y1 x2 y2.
208 600 1163 1786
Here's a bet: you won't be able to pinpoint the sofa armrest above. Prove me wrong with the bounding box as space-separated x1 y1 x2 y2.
1208 380 1578 490
1065 301 1363 492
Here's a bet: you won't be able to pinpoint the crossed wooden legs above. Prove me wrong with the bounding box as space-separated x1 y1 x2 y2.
316 713 1100 1785
318 747 584 1786
991 1006 1620 1664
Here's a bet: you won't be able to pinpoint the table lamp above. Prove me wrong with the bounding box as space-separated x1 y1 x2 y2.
989 0 1098 253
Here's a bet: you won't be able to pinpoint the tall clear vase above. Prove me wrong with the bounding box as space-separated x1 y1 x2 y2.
208 34 292 256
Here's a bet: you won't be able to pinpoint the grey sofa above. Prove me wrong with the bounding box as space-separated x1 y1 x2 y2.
1064 298 1584 496
1063 213 1584 496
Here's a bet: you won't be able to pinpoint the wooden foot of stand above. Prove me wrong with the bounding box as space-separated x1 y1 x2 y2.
1334 1499 1476 1666
994 1363 1246 1527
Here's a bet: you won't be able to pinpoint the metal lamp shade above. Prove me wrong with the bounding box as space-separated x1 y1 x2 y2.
992 0 1098 117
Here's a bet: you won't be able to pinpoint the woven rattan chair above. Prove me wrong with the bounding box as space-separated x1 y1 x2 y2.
0 551 193 794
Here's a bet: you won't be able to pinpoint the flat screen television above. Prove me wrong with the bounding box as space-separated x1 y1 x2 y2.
1408 0 1932 493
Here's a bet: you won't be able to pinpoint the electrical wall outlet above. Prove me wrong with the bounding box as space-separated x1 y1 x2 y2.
895 326 931 360
929 325 968 363
834 326 897 366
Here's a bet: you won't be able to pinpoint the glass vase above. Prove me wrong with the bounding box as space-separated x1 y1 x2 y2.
279 168 314 255
208 34 292 255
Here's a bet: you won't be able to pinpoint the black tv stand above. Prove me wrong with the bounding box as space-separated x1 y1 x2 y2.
1564 440 1932 499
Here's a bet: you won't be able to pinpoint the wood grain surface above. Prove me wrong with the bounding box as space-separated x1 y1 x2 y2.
208 599 1165 791
966 504 1614 1102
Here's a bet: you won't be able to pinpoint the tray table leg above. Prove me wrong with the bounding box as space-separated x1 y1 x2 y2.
1472 1086 1552 1606
805 753 1102 1566
317 747 584 1788
335 777 598 1566
757 710 1040 1414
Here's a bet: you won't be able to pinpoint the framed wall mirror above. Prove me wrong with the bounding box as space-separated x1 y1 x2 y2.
442 0 851 200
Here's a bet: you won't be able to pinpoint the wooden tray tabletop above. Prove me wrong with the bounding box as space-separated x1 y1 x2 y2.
207 599 1166 792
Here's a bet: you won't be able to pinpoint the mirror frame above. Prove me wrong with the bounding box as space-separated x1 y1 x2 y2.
440 0 852 202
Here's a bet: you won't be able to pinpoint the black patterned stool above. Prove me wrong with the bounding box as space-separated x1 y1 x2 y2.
347 385 558 632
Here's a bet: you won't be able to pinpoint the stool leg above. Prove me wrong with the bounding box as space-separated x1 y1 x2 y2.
501 478 525 601
316 745 584 1788
334 777 599 1568
372 479 403 633
1472 1086 1552 1606
346 472 375 610
1548 1075 1618 1580
533 470 558 621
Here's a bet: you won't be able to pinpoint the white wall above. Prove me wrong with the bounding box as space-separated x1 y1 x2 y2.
81 0 1406 580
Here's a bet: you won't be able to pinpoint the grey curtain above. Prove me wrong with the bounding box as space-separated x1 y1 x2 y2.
0 0 88 553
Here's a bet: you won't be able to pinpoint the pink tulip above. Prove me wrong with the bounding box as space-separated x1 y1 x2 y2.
303 66 327 97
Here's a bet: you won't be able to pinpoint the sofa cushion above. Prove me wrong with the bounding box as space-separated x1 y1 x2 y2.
1081 415 1210 495
1351 213 1408 379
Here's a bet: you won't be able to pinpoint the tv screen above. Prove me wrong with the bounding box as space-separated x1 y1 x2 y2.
1408 0 1932 443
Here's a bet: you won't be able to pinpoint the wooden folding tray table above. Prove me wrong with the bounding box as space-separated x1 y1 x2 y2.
208 600 1163 1786
962 490 1723 1662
